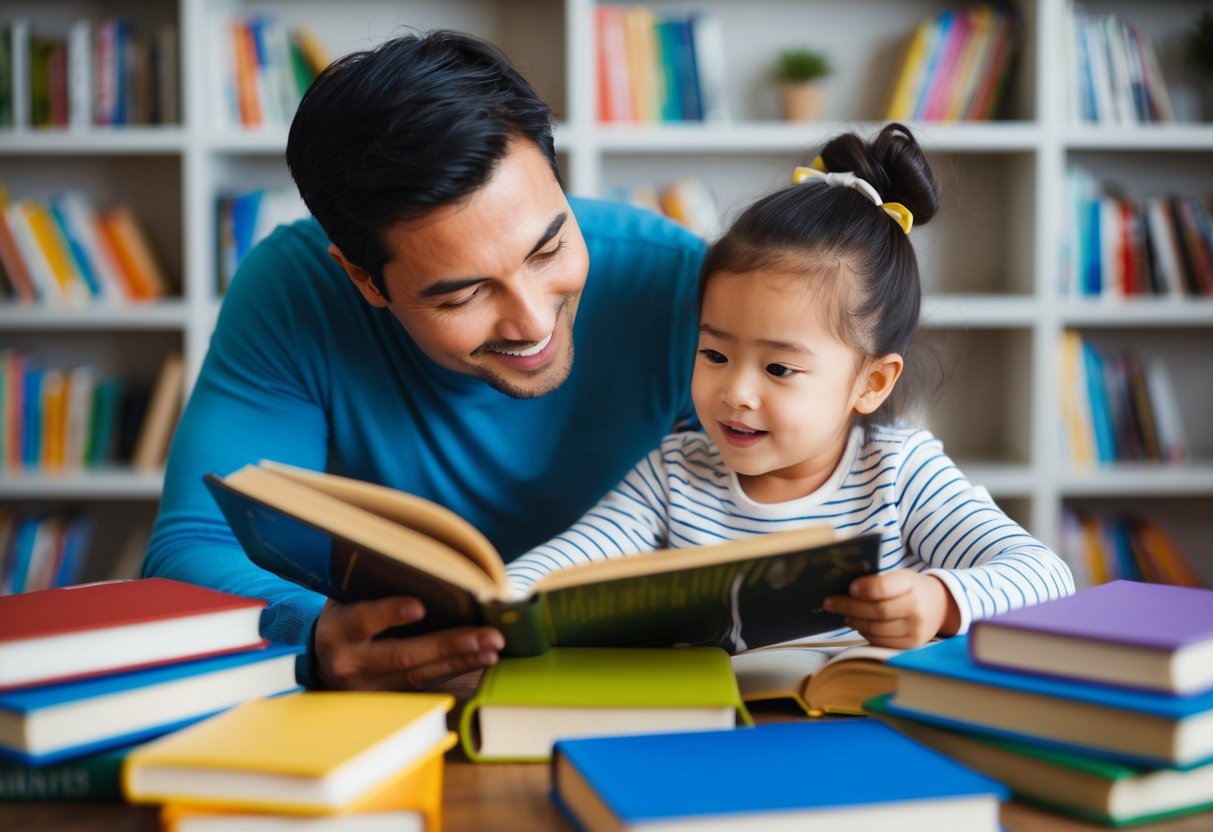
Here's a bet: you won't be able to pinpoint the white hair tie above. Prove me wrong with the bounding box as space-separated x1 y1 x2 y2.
791 157 914 235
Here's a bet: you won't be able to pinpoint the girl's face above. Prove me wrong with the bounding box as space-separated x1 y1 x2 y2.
692 269 897 504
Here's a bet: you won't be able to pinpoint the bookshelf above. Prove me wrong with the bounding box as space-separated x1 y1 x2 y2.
1 0 1211 585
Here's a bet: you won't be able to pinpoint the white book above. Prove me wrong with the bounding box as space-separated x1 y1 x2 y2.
4 202 62 305
10 20 30 129
690 13 728 123
1144 196 1184 296
64 364 95 469
52 191 129 303
1144 358 1186 462
67 20 93 129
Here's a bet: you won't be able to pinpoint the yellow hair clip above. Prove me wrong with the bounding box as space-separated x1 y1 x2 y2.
791 160 914 235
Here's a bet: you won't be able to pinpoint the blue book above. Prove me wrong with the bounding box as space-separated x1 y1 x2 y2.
885 636 1213 769
0 643 301 765
551 721 1008 831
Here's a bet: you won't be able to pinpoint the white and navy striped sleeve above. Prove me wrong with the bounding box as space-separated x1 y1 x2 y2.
505 445 673 596
894 431 1075 632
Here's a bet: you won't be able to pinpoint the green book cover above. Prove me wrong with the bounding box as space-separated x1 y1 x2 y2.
866 694 1213 827
205 462 880 658
460 647 751 763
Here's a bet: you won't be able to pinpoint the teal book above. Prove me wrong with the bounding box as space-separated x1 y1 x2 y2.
0 743 131 802
885 635 1213 769
205 461 880 658
459 647 750 762
551 720 1008 831
868 694 1213 828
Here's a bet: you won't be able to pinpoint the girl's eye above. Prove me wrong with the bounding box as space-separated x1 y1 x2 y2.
698 348 727 364
766 363 797 378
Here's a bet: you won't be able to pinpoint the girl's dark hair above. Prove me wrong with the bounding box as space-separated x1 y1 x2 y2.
286 31 559 297
699 123 939 425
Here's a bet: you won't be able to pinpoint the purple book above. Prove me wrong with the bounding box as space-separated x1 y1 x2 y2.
968 580 1213 695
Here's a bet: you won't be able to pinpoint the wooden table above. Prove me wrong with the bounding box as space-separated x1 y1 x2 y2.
3 672 1211 832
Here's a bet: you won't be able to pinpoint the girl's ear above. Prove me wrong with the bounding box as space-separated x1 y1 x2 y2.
853 353 904 415
328 243 388 308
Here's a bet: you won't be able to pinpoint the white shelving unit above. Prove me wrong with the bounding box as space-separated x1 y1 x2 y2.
2 0 1211 582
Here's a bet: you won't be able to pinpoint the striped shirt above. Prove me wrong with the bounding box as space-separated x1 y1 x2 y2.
506 425 1075 635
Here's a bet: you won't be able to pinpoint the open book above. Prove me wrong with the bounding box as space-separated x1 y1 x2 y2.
204 461 880 657
731 640 903 716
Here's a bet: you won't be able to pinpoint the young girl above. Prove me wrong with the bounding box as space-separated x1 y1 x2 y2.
506 124 1074 649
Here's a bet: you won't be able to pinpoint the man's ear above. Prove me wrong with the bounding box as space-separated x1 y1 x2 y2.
853 353 904 415
328 243 387 309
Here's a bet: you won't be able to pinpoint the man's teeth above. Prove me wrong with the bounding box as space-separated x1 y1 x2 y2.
494 332 552 357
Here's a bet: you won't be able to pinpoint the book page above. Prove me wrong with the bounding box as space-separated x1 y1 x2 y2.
259 461 508 593
221 465 500 598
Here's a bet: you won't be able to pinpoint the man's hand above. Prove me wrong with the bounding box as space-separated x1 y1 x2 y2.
312 596 505 690
823 570 960 649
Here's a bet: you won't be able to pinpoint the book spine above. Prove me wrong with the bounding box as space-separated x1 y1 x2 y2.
482 596 552 657
0 747 125 801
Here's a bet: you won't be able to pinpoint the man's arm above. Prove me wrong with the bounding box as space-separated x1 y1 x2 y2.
142 225 503 688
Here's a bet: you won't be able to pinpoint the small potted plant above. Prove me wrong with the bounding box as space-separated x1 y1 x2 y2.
774 48 832 121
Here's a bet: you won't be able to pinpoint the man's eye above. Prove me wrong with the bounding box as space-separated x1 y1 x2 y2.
532 240 566 263
698 349 727 364
766 364 796 378
441 288 482 309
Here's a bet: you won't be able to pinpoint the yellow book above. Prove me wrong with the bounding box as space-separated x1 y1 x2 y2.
158 737 450 831
624 6 659 122
1060 330 1095 466
20 200 89 305
732 640 903 717
124 692 455 815
39 368 68 470
885 19 935 120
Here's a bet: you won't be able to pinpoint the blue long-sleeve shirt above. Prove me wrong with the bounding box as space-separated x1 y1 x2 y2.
143 198 705 680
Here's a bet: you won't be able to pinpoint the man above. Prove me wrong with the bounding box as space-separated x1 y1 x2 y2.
143 31 704 690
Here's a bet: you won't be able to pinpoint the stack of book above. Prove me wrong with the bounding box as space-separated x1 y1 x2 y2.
0 578 300 802
885 5 1020 122
124 692 456 832
872 580 1213 826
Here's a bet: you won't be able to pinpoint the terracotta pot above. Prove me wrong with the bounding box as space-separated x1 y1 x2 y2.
780 82 825 121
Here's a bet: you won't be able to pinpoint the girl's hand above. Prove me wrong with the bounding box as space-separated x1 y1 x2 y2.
823 570 960 649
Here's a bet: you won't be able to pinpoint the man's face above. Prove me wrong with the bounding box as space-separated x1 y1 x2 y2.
335 138 589 399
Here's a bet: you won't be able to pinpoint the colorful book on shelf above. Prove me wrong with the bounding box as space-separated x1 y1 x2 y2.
883 635 1213 769
130 349 184 471
868 693 1213 828
0 577 267 691
969 580 1213 695
730 640 902 717
885 18 936 120
0 642 300 765
99 205 169 300
459 647 749 763
205 460 879 657
124 692 454 818
0 741 132 802
551 720 1009 832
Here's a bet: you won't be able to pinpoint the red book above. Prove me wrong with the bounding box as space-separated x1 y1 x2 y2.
0 578 267 691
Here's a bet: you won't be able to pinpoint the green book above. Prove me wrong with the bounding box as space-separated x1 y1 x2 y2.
0 744 129 802
459 647 752 763
205 461 879 657
866 694 1213 827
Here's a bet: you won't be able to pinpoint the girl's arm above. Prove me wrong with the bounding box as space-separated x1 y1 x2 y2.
505 445 673 595
825 431 1075 648
893 431 1075 633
